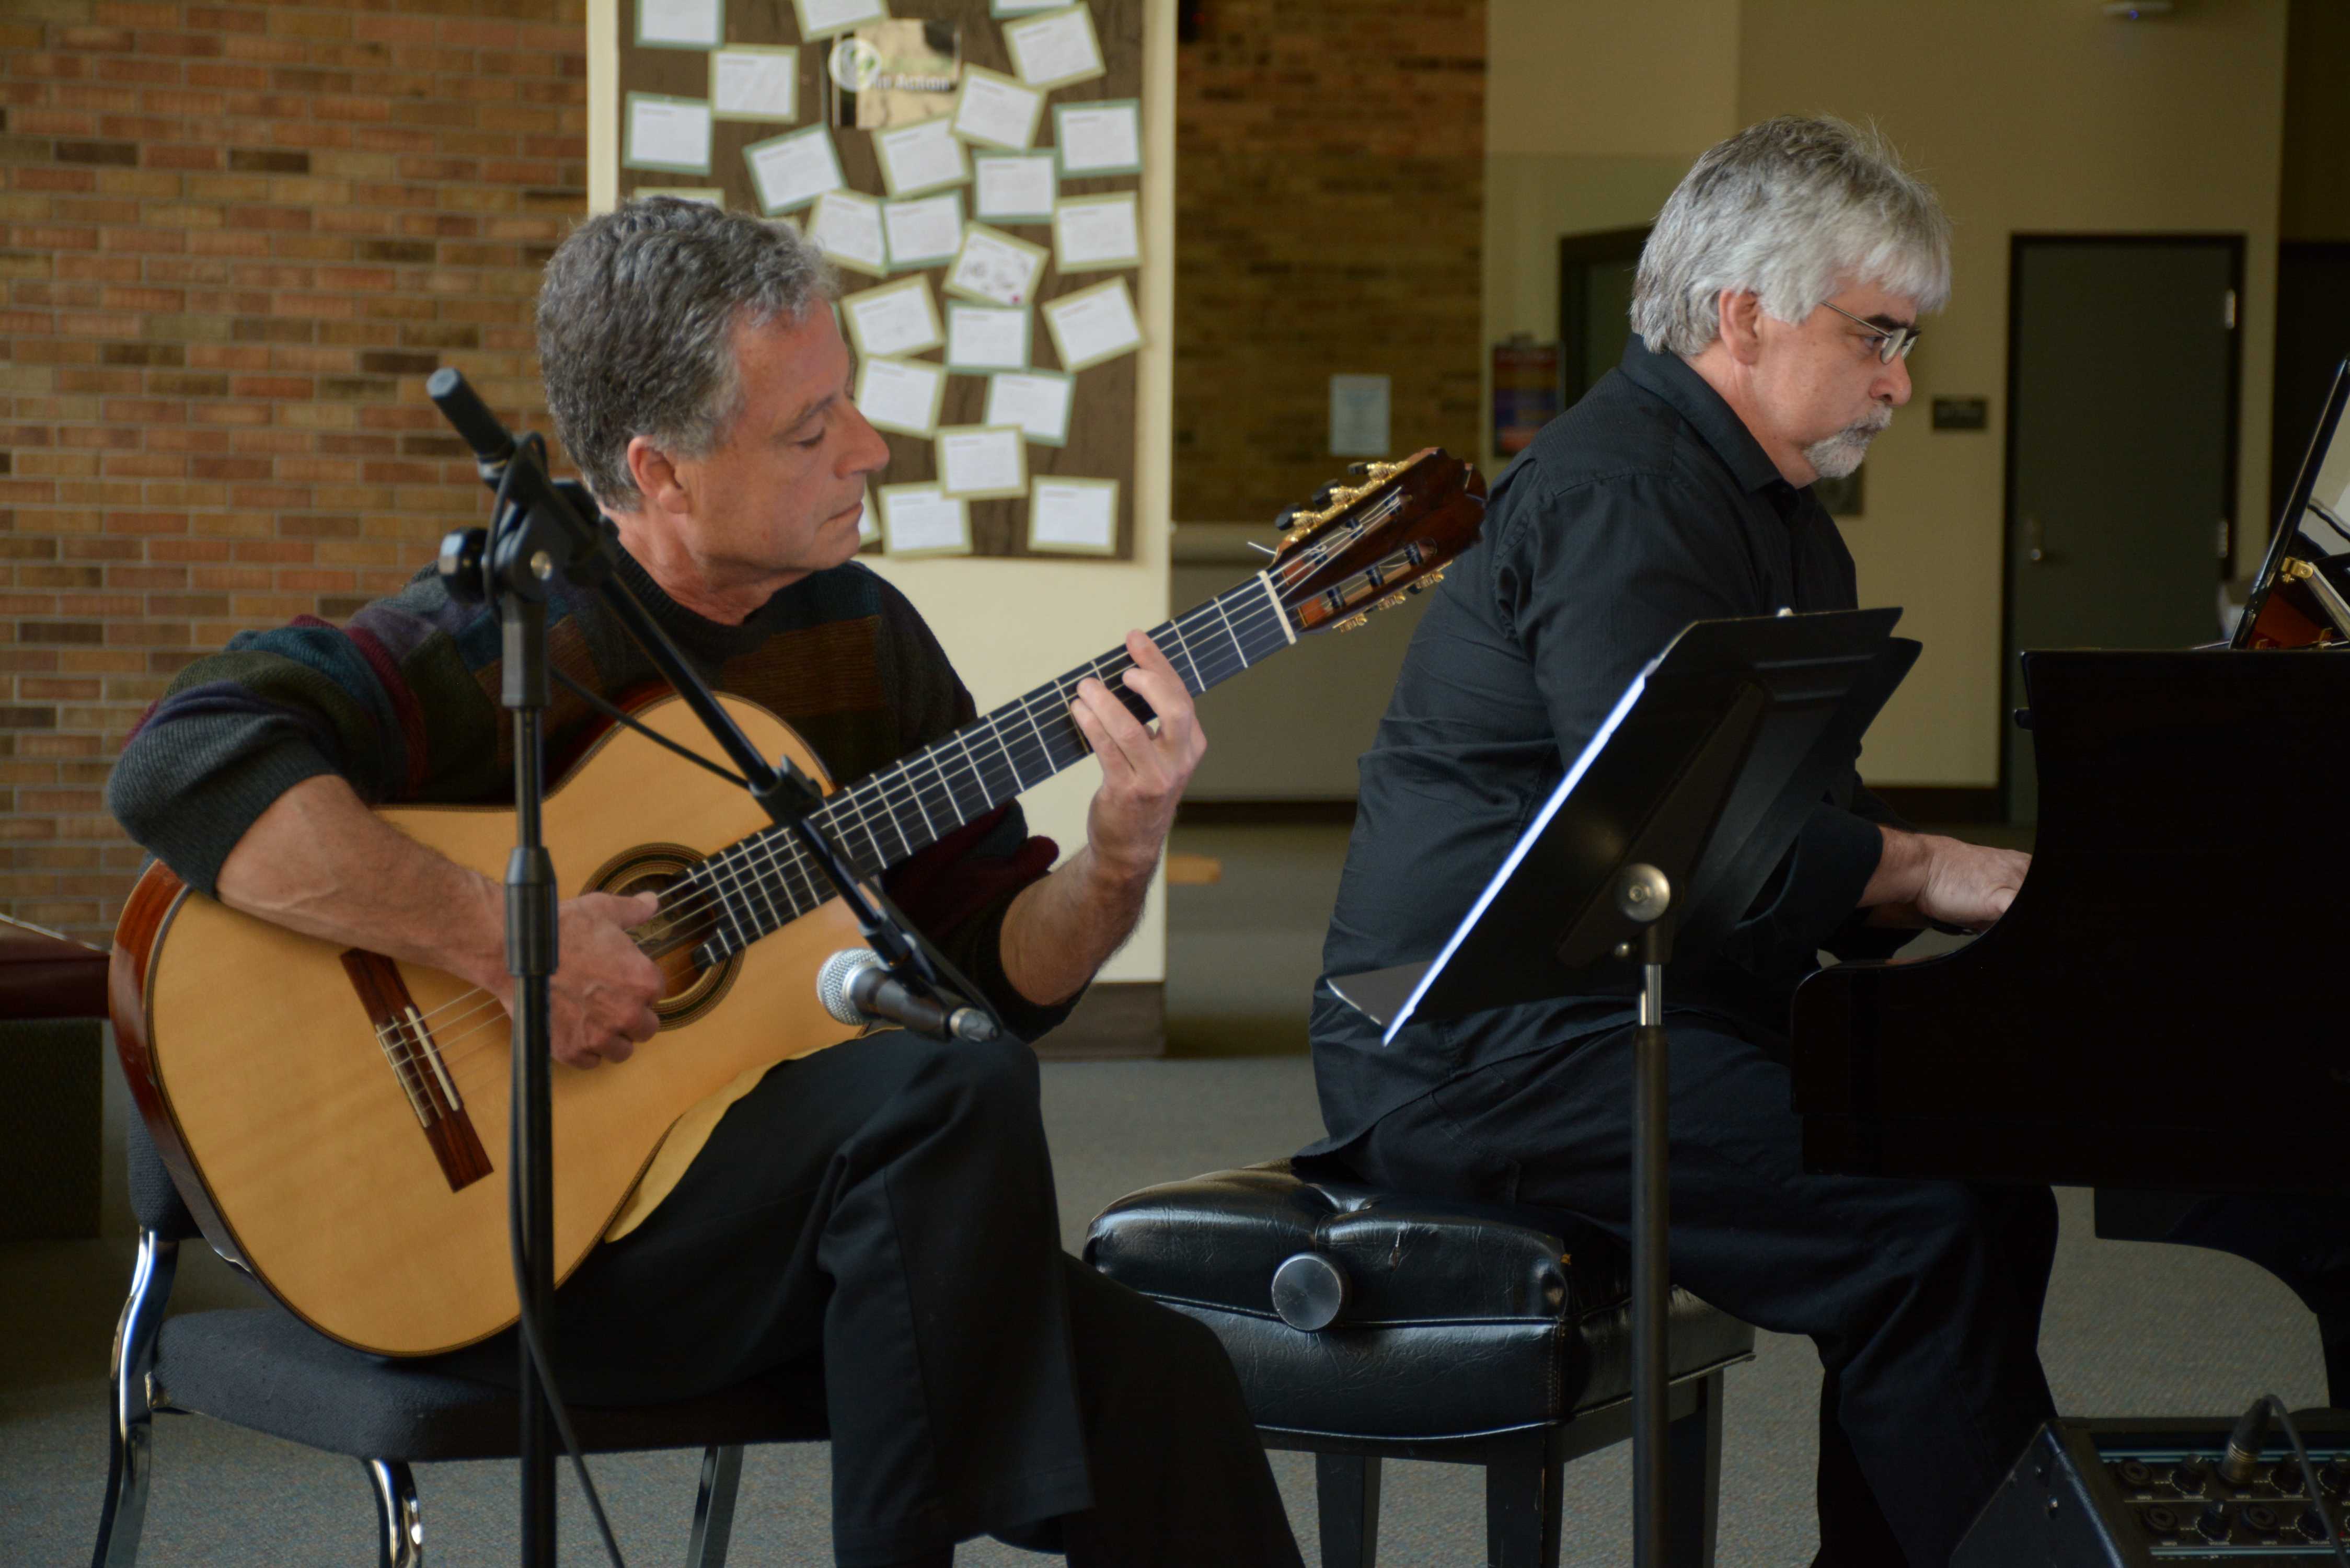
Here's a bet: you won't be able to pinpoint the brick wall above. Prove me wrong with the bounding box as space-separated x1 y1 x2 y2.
0 0 586 946
1172 0 1484 523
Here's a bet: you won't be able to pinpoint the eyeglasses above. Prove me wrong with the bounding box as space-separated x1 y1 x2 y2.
1819 301 1920 363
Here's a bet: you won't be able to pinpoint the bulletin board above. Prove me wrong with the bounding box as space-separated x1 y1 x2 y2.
613 0 1144 561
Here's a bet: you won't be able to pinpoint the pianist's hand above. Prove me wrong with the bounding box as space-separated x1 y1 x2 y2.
1861 828 2031 932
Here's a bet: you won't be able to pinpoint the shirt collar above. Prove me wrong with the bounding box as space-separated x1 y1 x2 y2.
1617 333 1796 500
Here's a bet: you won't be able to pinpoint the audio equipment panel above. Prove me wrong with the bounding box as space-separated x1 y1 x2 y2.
1957 1416 2350 1566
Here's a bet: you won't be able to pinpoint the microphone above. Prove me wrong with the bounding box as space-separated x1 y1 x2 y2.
816 949 1000 1043
426 367 517 481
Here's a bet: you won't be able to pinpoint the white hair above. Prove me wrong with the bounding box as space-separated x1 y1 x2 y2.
1631 116 1952 357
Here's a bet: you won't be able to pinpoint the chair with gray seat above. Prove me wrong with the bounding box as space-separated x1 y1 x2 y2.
1086 1161 1756 1568
95 1111 827 1567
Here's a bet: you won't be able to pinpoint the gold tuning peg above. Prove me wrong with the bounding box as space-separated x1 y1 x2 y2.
1409 569 1445 594
1334 612 1370 633
1375 590 1409 614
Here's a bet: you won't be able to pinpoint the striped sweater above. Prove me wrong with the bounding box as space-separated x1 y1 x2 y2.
107 546 1069 1042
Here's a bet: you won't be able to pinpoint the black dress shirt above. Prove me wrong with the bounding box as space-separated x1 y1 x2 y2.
1305 335 1912 1154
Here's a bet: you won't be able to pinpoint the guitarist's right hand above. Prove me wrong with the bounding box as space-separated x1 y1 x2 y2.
538 890 665 1068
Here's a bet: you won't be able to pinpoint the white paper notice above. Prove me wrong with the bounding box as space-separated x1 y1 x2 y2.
936 425 1027 499
1054 101 1142 176
625 96 713 174
794 0 886 38
639 0 721 49
946 224 1047 307
973 154 1055 222
809 190 887 275
879 485 970 556
983 370 1073 445
712 49 798 123
1052 194 1139 272
874 116 967 197
952 67 1044 151
1003 6 1105 89
881 192 963 270
1029 478 1117 552
1042 280 1142 372
857 356 947 437
745 126 842 213
947 305 1028 371
842 278 941 359
993 0 1062 13
1329 373 1391 456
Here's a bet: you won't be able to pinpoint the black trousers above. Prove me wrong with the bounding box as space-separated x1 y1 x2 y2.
435 1030 1301 1568
1339 1017 2059 1568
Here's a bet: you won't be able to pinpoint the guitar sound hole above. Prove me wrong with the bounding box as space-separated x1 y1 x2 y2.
585 843 742 1029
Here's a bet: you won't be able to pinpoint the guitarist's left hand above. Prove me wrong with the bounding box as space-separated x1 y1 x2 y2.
1070 630 1205 882
1000 630 1205 1007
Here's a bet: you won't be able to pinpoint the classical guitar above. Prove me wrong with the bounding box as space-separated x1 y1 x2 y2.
112 449 1485 1357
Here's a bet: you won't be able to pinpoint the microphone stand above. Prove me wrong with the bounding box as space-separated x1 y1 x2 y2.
427 370 992 1568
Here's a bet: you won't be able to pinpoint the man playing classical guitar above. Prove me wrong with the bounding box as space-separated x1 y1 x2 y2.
109 198 1302 1568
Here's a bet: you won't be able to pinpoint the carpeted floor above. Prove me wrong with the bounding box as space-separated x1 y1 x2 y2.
1 826 2330 1565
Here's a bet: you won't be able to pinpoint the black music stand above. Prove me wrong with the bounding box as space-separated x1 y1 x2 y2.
1328 608 1916 1568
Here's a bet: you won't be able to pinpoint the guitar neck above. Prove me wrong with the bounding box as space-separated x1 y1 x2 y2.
686 571 1299 963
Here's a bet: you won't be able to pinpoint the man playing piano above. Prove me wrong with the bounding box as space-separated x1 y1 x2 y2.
1303 118 2053 1565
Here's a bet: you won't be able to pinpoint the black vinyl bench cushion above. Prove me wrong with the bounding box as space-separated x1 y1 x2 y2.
1085 1162 1755 1442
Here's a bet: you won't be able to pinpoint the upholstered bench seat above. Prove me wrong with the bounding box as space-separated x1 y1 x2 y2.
1086 1161 1756 1567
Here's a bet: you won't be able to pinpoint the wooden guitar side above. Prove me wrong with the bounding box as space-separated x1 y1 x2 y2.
119 694 868 1357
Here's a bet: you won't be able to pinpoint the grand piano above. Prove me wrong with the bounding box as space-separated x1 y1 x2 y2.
1791 362 2350 1200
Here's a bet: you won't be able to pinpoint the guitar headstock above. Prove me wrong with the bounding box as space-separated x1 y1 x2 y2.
1266 448 1486 632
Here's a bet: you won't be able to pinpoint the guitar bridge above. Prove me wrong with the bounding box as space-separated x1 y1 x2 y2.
341 949 493 1193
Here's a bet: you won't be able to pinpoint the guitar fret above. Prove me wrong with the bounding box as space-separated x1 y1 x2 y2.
1165 618 1205 693
711 851 753 954
1018 690 1059 776
744 841 787 936
1209 592 1250 669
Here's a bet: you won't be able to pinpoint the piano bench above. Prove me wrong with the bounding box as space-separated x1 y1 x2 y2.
1084 1161 1756 1568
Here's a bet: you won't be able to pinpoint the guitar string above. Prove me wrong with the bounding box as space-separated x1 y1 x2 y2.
368 507 1418 1083
401 495 1384 1043
372 521 1406 1085
371 518 1422 1087
375 582 1298 1080
384 557 1310 1051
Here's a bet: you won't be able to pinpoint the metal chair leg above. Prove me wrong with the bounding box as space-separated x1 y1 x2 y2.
1664 1370 1727 1567
93 1230 178 1568
1314 1452 1381 1568
1484 1429 1563 1568
365 1459 422 1568
686 1444 744 1568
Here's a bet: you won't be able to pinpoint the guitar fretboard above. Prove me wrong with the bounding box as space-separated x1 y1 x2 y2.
677 570 1300 965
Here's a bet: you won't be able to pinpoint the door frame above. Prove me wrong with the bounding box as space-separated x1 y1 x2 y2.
1556 226 1651 406
1998 232 2245 818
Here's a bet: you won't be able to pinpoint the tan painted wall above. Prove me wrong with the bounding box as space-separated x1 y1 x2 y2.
1735 0 2289 785
588 0 1174 983
1480 0 1740 478
2282 0 2350 243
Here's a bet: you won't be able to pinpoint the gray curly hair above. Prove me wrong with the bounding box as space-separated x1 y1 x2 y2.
537 197 837 507
1631 116 1951 357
